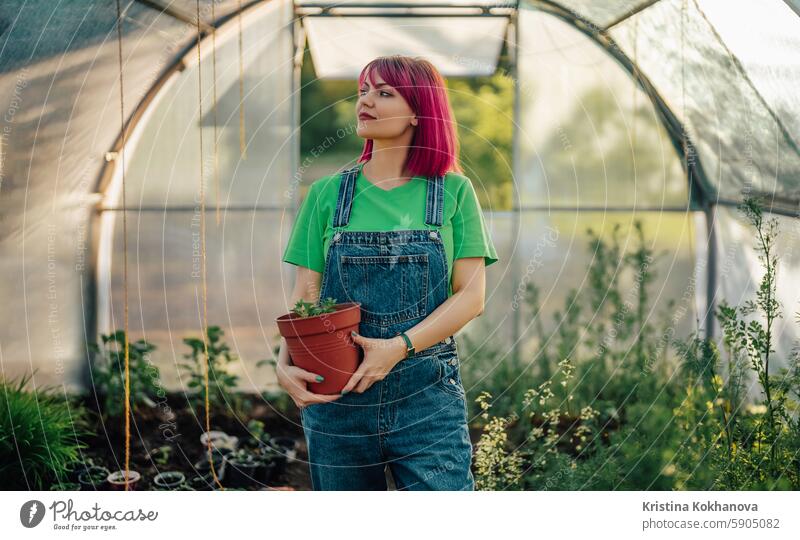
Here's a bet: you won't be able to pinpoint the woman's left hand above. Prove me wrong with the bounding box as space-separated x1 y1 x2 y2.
340 331 407 394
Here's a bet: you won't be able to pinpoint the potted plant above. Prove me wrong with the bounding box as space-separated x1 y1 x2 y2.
270 436 299 463
275 297 362 394
225 449 260 489
188 475 211 490
260 441 288 477
193 452 227 484
147 445 173 467
107 470 141 490
152 471 186 490
199 430 238 452
241 420 277 483
254 454 278 485
245 419 271 448
77 465 110 490
64 459 95 483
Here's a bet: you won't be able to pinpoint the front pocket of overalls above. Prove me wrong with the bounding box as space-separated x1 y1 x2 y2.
340 254 429 326
436 351 466 398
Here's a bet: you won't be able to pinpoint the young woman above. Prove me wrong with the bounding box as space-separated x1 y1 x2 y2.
277 55 498 490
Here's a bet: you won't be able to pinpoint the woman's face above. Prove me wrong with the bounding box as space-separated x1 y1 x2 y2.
355 71 417 140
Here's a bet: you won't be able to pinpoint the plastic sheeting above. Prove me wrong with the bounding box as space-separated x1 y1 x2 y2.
0 0 194 389
712 206 800 372
515 9 686 208
549 0 656 28
608 0 800 210
0 0 295 390
97 0 296 391
484 5 698 372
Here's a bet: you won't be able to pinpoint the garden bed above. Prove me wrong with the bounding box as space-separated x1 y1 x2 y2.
64 392 311 491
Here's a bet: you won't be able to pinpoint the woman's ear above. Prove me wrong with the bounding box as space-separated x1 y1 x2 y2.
411 116 418 126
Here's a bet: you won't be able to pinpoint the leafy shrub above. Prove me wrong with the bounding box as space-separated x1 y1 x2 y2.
710 197 800 488
0 373 87 489
181 325 243 416
88 330 161 420
468 199 800 490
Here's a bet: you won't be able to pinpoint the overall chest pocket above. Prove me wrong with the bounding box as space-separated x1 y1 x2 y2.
340 253 429 326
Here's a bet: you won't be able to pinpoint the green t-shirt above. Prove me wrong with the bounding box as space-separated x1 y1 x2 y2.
282 165 498 296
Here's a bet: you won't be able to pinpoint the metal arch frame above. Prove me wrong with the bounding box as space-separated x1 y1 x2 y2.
784 0 800 18
296 1 519 16
92 0 799 363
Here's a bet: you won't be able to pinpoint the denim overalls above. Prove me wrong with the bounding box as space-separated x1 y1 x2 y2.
300 163 475 491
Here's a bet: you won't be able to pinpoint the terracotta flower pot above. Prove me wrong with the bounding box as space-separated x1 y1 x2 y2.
276 302 363 394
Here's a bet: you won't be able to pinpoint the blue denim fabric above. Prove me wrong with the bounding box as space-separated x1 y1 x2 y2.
300 165 475 490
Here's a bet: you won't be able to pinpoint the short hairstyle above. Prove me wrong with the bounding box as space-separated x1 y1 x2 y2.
357 55 462 178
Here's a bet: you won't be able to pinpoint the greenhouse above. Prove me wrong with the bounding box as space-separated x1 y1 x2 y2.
1 0 798 493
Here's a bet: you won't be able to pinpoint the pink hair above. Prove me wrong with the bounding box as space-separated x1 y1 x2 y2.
356 55 462 178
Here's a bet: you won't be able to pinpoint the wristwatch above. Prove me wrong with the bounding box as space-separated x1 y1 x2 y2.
396 331 415 358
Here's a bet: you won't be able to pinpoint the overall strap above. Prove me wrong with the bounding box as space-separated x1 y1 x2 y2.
425 174 445 227
332 164 360 228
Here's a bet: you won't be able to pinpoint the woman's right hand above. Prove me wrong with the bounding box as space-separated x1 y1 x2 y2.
276 339 342 409
276 266 340 409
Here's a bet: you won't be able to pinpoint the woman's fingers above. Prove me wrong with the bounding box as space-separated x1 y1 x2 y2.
301 390 342 406
350 331 375 350
292 366 326 384
339 363 368 394
354 376 374 394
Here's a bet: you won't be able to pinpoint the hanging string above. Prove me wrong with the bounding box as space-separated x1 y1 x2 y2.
631 15 638 154
196 0 225 491
681 0 688 166
211 1 220 226
238 0 247 159
681 0 702 330
114 0 132 492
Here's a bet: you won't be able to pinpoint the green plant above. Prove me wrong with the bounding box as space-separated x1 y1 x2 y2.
181 326 242 417
260 389 297 418
246 419 272 447
473 391 524 491
713 196 800 487
463 220 666 429
291 297 338 318
88 330 160 420
0 372 88 489
466 207 800 490
149 445 173 467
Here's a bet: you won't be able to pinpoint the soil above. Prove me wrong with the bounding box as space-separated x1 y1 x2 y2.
74 392 311 491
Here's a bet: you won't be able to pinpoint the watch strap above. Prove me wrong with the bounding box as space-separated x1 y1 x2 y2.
397 331 414 358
